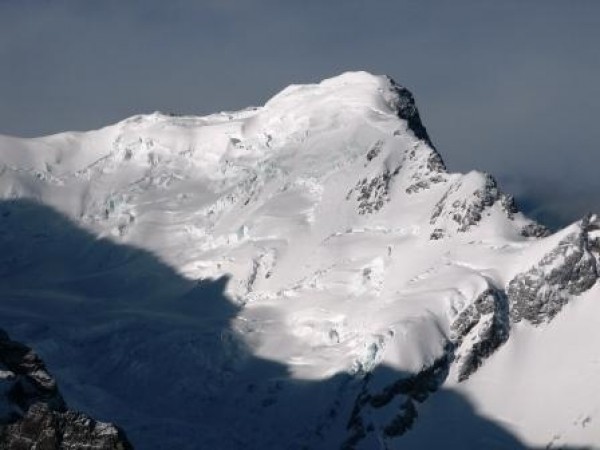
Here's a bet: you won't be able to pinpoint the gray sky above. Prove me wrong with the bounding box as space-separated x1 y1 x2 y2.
1 0 599 228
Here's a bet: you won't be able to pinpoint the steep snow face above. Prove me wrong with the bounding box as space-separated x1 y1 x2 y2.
0 71 598 449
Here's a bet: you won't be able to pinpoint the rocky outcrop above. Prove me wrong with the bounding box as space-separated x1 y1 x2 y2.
450 287 510 381
403 145 447 195
0 403 131 450
0 330 65 421
387 78 436 150
520 221 551 238
350 170 396 215
429 172 515 240
343 349 452 448
385 78 449 197
0 330 131 449
507 215 599 324
365 140 384 163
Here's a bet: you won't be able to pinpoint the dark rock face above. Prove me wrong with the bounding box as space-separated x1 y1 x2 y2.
499 194 519 219
0 330 65 420
385 78 449 198
0 403 131 450
387 78 436 151
404 146 447 195
405 174 446 195
520 221 552 238
365 140 384 163
351 171 394 215
343 350 452 448
0 330 131 449
507 216 599 324
451 288 510 381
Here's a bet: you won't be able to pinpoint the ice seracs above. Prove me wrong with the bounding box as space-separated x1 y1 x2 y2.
0 71 598 449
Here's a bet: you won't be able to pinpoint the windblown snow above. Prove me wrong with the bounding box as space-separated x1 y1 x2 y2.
0 71 598 449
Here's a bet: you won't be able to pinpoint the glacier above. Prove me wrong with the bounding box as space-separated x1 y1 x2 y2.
0 71 599 449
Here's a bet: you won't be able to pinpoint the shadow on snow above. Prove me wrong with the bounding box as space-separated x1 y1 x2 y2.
0 199 583 449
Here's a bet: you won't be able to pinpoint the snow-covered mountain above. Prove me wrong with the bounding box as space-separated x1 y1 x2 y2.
0 71 598 449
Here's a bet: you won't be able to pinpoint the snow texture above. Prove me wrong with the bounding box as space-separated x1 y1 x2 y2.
0 71 598 449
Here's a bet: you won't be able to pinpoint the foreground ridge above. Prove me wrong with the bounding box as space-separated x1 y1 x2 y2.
0 330 132 449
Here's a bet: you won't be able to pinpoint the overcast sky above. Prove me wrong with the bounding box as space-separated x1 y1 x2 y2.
1 0 599 228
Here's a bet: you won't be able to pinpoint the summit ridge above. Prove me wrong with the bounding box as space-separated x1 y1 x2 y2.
0 72 598 449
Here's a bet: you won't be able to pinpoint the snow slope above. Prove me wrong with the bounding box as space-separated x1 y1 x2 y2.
0 71 598 449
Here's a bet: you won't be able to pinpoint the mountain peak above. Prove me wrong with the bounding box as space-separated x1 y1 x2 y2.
263 71 435 147
0 72 598 449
